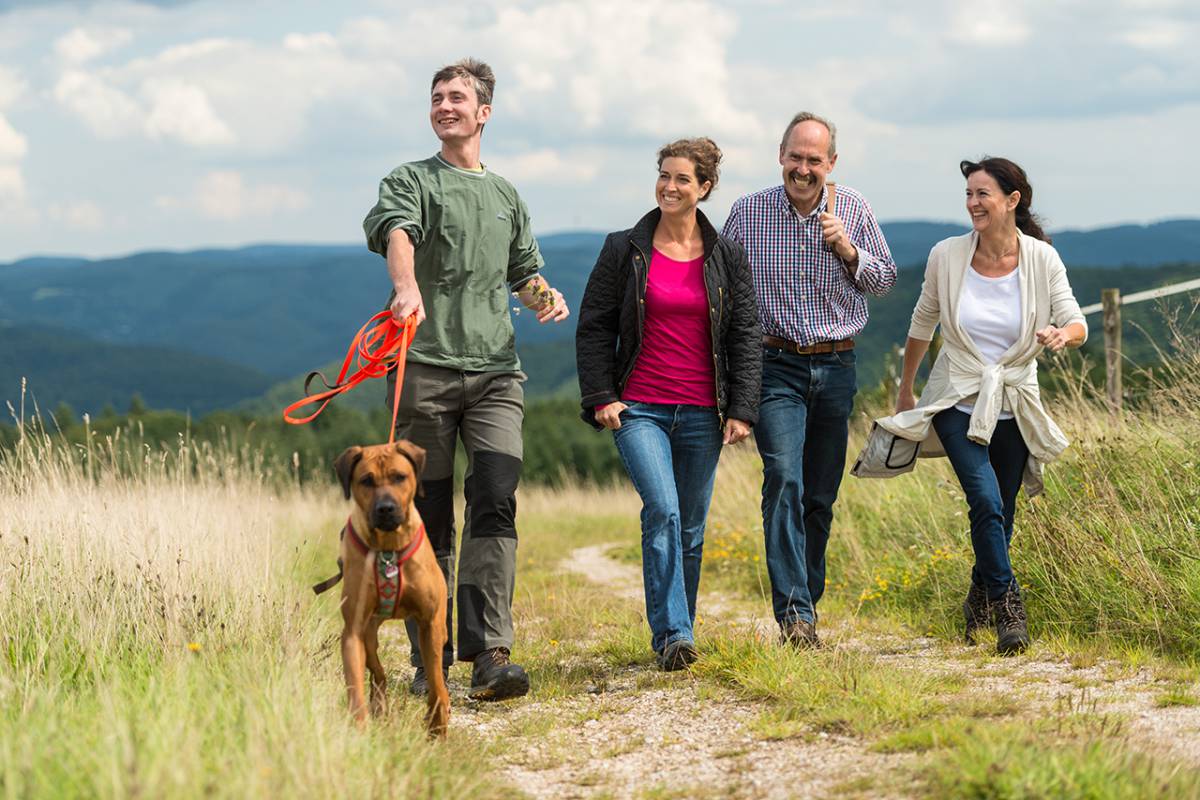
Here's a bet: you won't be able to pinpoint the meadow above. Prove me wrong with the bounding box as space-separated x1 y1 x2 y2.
2 328 1200 798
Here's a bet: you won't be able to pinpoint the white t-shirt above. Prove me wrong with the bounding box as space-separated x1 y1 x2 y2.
955 266 1022 419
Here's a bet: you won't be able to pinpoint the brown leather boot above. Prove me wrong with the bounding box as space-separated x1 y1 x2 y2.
992 585 1030 655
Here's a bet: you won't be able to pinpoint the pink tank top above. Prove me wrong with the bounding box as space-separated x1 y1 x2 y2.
620 249 716 407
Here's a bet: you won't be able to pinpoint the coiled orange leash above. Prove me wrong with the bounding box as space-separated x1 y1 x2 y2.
282 311 418 444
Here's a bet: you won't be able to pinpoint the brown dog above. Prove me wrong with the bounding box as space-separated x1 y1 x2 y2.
331 441 449 737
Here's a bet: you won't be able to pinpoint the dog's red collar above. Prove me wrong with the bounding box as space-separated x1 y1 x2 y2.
310 518 426 602
343 516 425 559
345 516 426 620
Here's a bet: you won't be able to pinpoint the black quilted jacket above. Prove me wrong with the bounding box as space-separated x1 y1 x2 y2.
575 208 761 429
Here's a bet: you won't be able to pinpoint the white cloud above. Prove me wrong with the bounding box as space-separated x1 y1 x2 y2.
142 78 234 146
0 66 26 109
0 66 30 220
191 170 309 220
490 1 762 142
54 27 133 65
0 164 30 219
1121 20 1187 48
947 3 1031 45
53 69 141 137
0 114 27 161
487 148 600 184
51 29 395 153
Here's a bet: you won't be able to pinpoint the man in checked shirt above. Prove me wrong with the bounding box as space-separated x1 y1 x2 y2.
722 112 897 648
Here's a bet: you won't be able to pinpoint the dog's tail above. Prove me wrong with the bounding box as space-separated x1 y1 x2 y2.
312 558 344 595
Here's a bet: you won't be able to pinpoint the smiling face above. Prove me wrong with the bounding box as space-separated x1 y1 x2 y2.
965 169 1019 234
429 75 490 144
779 120 836 212
656 156 710 218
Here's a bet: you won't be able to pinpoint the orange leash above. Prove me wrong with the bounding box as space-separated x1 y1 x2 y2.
282 311 417 444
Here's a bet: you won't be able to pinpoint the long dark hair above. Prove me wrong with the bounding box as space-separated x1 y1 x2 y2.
960 157 1051 244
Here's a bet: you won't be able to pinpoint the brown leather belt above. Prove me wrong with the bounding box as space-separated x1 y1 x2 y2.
763 335 855 355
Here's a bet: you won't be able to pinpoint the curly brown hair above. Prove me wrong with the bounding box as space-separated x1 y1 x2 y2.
657 137 722 201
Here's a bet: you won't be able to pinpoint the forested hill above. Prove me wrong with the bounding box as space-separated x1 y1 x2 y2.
2 220 1198 416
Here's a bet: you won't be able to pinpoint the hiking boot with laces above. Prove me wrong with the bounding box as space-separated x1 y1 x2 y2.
780 618 821 650
963 581 991 645
992 585 1030 656
468 647 529 701
656 639 699 672
409 663 450 696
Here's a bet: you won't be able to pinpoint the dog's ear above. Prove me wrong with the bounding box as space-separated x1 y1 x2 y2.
394 440 426 495
333 446 364 500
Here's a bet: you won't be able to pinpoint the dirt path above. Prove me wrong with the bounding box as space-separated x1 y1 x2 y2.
457 544 1200 799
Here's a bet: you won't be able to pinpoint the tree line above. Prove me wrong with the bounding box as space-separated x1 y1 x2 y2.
0 393 624 487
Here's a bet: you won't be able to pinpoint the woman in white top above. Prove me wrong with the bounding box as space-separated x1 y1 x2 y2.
892 157 1086 655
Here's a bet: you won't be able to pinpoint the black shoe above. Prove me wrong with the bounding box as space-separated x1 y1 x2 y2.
656 639 699 672
992 585 1030 656
963 582 991 645
468 648 529 701
409 664 450 696
780 618 821 650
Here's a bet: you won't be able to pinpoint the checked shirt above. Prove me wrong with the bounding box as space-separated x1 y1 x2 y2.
722 183 897 346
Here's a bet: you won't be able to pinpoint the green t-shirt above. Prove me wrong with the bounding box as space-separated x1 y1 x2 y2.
363 154 543 371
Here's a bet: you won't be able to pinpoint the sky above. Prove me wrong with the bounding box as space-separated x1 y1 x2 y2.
0 0 1197 261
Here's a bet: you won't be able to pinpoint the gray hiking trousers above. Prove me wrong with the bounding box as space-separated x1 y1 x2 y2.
386 361 524 664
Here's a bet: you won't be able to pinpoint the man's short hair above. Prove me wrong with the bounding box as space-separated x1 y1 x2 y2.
431 58 495 106
779 112 837 158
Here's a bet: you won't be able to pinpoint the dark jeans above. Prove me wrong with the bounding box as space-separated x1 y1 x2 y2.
612 403 723 653
755 348 857 625
932 408 1029 601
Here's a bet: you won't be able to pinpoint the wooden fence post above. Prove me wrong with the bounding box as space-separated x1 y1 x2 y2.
1101 288 1122 416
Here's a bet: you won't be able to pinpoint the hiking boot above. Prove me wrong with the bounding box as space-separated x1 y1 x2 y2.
468 648 530 701
409 663 450 696
992 585 1030 656
656 639 699 672
963 581 991 645
780 618 821 650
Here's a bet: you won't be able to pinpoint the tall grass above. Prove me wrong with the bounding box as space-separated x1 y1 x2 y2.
0 414 498 798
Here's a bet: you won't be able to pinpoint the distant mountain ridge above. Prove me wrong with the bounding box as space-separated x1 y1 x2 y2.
2 219 1197 416
8 218 1200 273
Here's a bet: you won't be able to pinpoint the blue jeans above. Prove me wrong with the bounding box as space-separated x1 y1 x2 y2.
613 403 723 653
932 408 1029 601
755 348 857 625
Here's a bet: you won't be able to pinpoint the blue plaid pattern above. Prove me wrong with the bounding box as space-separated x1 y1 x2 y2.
722 183 896 346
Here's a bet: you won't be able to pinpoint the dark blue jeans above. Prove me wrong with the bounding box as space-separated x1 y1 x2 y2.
755 348 857 625
932 408 1029 601
613 403 723 653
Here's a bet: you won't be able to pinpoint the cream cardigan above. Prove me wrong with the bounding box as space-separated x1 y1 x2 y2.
873 230 1087 495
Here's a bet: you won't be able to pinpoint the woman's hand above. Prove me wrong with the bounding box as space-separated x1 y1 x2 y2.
595 402 627 430
723 418 751 445
895 387 917 414
1036 326 1075 352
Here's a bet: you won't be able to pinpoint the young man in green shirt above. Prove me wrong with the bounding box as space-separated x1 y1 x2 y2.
363 58 569 701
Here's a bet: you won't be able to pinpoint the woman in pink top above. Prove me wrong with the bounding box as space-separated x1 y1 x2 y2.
576 138 761 670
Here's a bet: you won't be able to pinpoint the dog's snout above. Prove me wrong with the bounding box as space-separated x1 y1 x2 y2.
369 493 405 531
